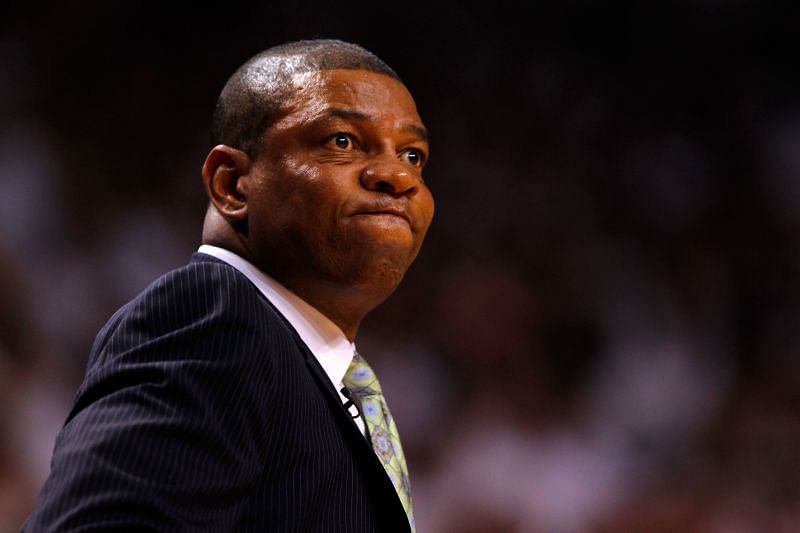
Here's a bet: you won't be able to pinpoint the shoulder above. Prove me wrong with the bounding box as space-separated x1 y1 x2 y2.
71 253 300 424
87 253 289 371
134 252 261 316
26 258 295 530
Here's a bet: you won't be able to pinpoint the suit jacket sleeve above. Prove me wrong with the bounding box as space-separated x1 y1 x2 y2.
24 259 282 531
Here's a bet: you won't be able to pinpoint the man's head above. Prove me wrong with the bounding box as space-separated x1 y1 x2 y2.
201 39 434 339
210 40 401 157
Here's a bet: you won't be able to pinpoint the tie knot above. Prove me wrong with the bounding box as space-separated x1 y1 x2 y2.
343 351 383 395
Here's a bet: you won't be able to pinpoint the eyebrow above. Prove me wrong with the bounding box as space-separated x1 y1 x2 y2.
326 108 429 142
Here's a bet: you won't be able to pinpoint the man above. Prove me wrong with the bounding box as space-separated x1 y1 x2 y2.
24 39 433 532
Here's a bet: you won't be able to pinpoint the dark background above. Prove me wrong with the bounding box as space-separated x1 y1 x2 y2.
2 2 799 531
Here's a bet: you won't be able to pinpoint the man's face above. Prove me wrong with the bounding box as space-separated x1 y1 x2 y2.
244 69 434 295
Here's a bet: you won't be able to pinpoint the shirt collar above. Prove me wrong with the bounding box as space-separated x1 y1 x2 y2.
197 244 355 387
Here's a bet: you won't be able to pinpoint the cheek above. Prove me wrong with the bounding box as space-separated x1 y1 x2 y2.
275 162 327 205
418 189 436 230
277 163 352 234
293 161 322 181
425 189 436 218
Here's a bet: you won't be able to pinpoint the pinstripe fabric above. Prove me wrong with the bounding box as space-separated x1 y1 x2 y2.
23 254 410 532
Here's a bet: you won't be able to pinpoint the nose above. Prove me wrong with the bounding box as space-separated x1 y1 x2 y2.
360 157 418 196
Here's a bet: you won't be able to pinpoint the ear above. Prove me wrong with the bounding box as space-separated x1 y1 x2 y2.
202 145 252 222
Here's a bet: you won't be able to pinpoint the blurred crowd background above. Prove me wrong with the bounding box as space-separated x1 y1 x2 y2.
2 2 799 531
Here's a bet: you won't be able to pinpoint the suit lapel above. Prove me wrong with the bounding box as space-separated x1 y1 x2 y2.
193 251 364 434
291 332 409 521
191 252 410 527
288 329 376 455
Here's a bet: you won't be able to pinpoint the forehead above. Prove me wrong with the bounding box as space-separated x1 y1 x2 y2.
277 69 424 130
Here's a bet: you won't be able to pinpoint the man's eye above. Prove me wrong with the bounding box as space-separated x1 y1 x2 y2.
332 134 352 149
404 149 424 166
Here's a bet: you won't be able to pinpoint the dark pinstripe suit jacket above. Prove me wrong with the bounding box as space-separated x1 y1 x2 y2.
24 253 410 532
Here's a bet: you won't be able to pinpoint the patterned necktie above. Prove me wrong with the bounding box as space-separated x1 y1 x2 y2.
343 351 415 532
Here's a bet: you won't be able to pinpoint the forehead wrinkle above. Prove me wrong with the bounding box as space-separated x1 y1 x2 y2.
406 124 429 142
318 107 429 142
327 108 370 122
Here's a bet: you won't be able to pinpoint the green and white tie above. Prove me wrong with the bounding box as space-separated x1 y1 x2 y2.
343 351 415 532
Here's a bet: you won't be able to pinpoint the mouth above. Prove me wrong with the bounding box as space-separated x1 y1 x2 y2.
352 206 411 225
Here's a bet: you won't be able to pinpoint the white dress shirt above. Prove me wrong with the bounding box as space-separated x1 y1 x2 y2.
197 245 365 435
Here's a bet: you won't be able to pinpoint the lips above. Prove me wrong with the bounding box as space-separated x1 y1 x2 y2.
351 204 411 225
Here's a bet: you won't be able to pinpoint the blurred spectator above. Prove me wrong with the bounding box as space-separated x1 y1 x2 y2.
4 2 800 530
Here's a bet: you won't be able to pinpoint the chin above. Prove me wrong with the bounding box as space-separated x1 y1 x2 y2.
339 255 411 295
322 236 421 293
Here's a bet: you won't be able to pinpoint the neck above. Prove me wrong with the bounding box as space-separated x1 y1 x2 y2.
202 210 397 341
273 277 395 342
